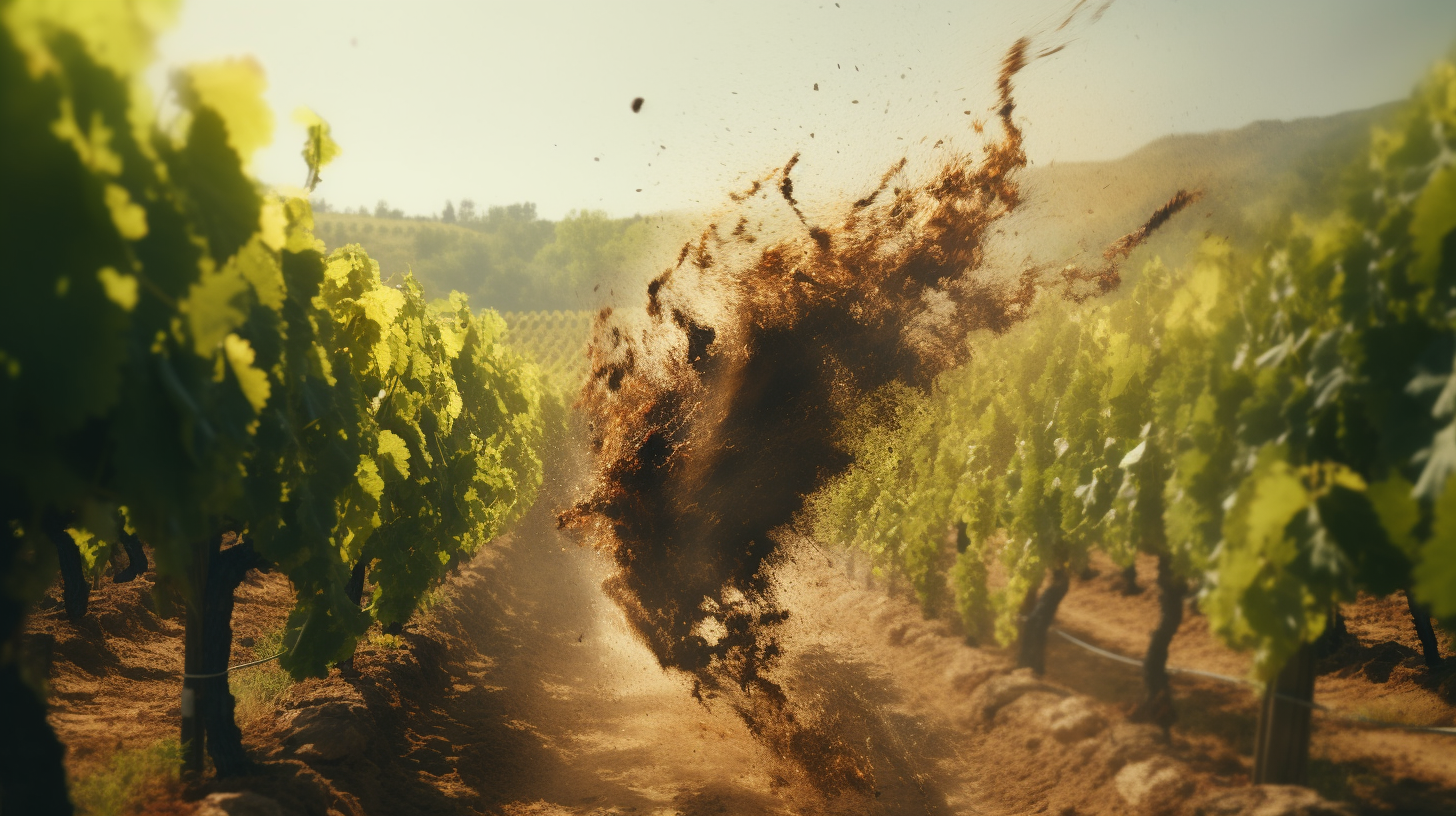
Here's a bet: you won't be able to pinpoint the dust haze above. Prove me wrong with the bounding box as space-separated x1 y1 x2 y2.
559 27 1196 795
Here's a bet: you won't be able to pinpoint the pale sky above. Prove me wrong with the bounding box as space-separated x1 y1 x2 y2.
153 1 1456 221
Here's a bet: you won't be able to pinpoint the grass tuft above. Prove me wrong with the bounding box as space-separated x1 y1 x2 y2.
230 626 292 723
367 631 406 650
419 582 456 616
71 739 181 816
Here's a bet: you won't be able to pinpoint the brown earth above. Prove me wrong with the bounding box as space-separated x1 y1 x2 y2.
1049 552 1456 814
27 508 1456 815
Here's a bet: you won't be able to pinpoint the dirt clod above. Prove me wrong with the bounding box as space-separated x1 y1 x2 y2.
280 702 373 762
1114 756 1194 811
1189 785 1358 816
1041 695 1106 743
970 669 1068 721
561 33 1196 792
194 790 288 816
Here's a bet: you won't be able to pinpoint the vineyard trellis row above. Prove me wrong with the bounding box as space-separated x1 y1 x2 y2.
500 309 596 397
812 54 1456 784
0 4 544 813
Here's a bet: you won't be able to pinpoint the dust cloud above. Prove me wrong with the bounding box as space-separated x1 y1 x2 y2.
560 36 1195 795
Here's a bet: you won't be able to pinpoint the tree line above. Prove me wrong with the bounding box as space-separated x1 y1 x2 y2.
314 200 657 313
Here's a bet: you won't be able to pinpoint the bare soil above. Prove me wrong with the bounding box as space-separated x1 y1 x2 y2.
28 512 1456 815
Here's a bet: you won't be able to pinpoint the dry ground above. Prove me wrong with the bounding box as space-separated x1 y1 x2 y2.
28 506 1456 815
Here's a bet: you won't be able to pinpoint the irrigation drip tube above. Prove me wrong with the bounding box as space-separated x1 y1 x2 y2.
181 650 285 680
1049 627 1456 737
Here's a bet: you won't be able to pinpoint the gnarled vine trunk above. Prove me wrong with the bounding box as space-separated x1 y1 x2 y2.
338 557 369 673
1315 606 1347 658
1017 567 1070 675
1118 562 1141 596
1253 643 1316 785
42 510 87 622
0 531 73 815
0 659 72 814
1130 551 1184 728
1406 592 1443 670
113 528 148 583
181 533 264 777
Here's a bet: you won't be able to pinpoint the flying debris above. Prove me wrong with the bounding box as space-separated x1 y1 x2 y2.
563 37 1196 797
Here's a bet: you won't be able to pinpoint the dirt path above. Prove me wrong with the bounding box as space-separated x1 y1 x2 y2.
38 501 1456 814
261 503 1004 815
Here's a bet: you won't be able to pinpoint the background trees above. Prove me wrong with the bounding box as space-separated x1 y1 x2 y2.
313 204 658 313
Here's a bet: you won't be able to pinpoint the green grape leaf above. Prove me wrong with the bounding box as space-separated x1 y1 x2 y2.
103 183 147 240
230 235 285 310
97 266 138 311
182 261 250 356
1366 474 1422 560
280 592 369 679
1414 421 1456 501
376 429 411 481
1409 165 1456 288
223 333 270 414
1317 484 1411 597
1416 474 1456 618
1104 334 1150 400
172 105 261 265
5 0 178 78
1163 259 1221 334
184 57 273 164
354 455 385 502
1230 454 1307 568
295 107 340 190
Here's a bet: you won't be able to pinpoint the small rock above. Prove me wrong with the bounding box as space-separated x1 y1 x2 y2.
969 669 1067 721
1191 785 1357 816
1042 696 1106 743
887 621 928 647
195 791 286 816
407 734 455 776
1100 722 1167 772
885 621 910 645
279 702 371 762
944 654 995 694
1114 757 1194 811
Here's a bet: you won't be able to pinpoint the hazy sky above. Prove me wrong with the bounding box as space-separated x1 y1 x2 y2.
153 1 1456 221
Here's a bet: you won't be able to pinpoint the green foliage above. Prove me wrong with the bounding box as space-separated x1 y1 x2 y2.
296 107 340 191
812 56 1456 681
349 284 544 630
0 0 544 689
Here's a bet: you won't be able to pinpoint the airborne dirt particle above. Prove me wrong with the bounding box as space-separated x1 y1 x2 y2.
632 97 645 113
560 37 1195 799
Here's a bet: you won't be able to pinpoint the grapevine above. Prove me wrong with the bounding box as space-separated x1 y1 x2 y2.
0 3 544 808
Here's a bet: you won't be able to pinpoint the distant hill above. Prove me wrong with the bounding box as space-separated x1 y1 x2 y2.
317 103 1399 316
1002 102 1401 271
